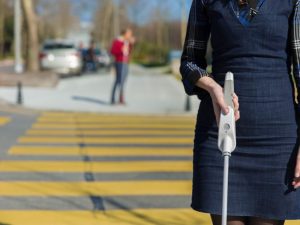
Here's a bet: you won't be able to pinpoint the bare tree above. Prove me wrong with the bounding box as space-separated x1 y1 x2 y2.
36 0 77 41
94 0 148 48
0 0 6 56
92 0 185 64
0 1 14 58
22 0 39 72
55 0 77 38
94 0 115 48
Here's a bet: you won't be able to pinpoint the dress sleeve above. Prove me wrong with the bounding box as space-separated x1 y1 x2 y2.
291 0 300 119
180 0 212 100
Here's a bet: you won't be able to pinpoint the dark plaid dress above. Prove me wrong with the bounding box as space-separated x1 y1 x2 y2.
180 0 300 220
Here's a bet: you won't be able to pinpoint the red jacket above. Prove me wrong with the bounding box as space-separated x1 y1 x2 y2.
110 38 132 63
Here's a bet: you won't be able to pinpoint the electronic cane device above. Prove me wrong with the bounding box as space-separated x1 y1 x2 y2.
218 72 237 225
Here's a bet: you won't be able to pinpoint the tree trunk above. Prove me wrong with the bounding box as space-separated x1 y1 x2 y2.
0 0 5 57
22 0 39 72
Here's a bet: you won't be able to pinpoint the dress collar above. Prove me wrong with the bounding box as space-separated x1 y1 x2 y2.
230 0 266 27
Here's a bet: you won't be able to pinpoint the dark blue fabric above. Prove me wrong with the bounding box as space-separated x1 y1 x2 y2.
192 0 300 220
180 0 212 100
230 0 266 27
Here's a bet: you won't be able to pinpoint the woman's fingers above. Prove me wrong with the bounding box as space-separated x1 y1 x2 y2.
235 110 240 121
216 94 229 115
233 93 239 111
210 85 241 126
293 148 300 189
293 177 300 189
210 86 227 126
232 93 240 121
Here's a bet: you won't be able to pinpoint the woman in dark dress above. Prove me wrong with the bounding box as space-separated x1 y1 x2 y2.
180 0 300 224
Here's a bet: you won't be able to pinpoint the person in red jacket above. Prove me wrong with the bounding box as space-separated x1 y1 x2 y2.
110 28 135 105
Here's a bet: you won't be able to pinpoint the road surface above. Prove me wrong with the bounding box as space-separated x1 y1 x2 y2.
0 110 296 225
0 110 203 225
0 67 297 224
0 65 200 114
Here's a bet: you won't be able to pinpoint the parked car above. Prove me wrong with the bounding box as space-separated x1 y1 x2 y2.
82 48 112 72
39 40 82 76
95 49 112 69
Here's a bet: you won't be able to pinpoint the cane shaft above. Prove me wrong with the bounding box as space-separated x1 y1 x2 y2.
222 155 230 225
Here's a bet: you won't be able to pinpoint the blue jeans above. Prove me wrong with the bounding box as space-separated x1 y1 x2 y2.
111 62 128 104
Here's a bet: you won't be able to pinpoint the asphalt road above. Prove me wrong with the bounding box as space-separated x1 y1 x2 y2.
0 109 201 225
0 107 297 225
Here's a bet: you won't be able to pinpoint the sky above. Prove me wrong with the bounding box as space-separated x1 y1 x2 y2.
71 0 193 24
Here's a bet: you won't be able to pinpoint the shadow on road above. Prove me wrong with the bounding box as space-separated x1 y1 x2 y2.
72 96 110 105
79 142 106 211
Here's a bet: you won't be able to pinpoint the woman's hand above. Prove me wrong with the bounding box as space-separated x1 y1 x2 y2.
196 77 240 126
292 147 300 189
209 84 240 126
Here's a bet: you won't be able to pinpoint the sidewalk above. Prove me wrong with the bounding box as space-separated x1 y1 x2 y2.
0 65 200 115
0 60 58 88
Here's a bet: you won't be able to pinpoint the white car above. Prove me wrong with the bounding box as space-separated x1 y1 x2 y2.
39 40 82 76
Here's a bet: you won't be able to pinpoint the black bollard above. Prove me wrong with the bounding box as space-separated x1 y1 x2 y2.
185 95 191 112
17 81 23 105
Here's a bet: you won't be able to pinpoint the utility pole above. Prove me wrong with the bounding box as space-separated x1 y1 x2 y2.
14 0 23 74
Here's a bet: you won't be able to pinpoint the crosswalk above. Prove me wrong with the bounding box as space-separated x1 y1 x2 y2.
0 112 298 225
0 116 10 126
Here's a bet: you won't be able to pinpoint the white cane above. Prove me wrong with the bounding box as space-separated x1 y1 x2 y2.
218 72 237 225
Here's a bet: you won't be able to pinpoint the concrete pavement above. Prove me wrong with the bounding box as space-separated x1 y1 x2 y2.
0 65 200 114
0 60 58 87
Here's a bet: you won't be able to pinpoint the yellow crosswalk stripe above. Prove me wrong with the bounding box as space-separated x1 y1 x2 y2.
0 210 296 225
9 146 192 156
3 112 298 224
32 123 194 129
41 112 194 119
18 136 193 144
0 209 211 225
0 116 10 126
37 117 195 123
0 181 191 196
26 129 194 136
0 161 192 173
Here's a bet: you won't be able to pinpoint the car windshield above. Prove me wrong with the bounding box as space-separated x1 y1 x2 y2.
94 49 101 55
43 43 74 50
